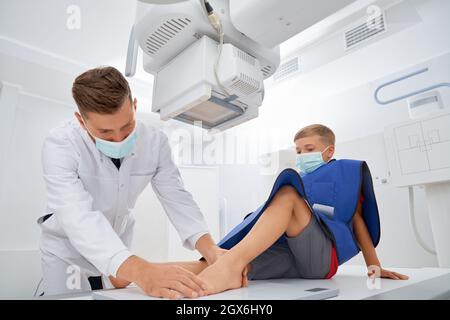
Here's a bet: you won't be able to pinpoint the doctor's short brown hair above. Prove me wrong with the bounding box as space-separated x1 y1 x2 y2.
293 124 336 146
72 66 132 117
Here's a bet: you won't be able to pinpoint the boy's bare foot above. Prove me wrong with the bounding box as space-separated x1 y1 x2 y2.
197 256 245 295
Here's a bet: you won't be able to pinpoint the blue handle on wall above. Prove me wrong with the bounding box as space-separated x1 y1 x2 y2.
374 67 450 105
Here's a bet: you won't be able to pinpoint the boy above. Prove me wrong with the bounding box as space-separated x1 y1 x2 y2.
195 124 409 295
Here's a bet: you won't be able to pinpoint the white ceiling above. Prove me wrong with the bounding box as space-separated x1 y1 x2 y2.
0 0 388 75
279 0 401 58
0 0 399 83
0 0 425 109
0 0 136 67
0 0 155 106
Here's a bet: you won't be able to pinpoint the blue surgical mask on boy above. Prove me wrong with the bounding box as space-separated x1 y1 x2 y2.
296 146 330 175
83 120 137 159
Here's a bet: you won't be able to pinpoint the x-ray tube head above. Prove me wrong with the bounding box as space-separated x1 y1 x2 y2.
152 36 264 131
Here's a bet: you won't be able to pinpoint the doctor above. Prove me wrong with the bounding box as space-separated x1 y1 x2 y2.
39 66 222 299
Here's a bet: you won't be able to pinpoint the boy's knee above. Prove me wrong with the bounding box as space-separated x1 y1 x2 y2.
274 185 301 203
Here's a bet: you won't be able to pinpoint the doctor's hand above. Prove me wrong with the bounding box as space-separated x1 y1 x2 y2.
109 276 131 289
204 246 228 265
117 255 207 299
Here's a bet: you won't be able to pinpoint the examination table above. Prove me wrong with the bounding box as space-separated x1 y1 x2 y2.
38 265 450 300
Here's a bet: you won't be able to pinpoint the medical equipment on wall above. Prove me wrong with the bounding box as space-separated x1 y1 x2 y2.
384 110 450 267
378 52 450 266
125 0 356 130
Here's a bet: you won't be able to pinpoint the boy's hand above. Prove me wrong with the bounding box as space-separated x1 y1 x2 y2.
368 267 409 280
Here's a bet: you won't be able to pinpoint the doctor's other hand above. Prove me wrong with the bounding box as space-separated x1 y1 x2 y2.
204 246 228 265
117 255 207 299
368 267 409 280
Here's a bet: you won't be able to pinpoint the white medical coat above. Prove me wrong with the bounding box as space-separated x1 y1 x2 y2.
39 119 209 278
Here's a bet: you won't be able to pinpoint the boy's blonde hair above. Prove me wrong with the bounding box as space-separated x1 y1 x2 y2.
293 124 335 146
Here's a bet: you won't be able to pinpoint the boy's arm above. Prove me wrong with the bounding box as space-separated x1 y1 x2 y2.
352 199 409 280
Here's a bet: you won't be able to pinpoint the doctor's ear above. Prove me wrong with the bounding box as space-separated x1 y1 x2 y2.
74 112 86 129
133 98 137 112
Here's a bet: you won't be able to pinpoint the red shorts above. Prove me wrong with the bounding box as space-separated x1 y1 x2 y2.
324 244 338 279
324 193 365 279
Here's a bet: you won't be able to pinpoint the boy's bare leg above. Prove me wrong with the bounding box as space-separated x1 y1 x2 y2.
198 185 312 295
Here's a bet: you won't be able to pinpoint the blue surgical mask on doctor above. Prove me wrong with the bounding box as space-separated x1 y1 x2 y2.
83 118 137 159
296 146 331 174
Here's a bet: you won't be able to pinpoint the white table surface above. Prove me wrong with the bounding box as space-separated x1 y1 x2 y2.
325 265 450 299
46 265 450 300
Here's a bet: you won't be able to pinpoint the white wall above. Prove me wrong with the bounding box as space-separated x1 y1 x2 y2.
228 0 450 151
167 166 220 261
219 164 266 233
131 166 220 263
0 82 75 299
